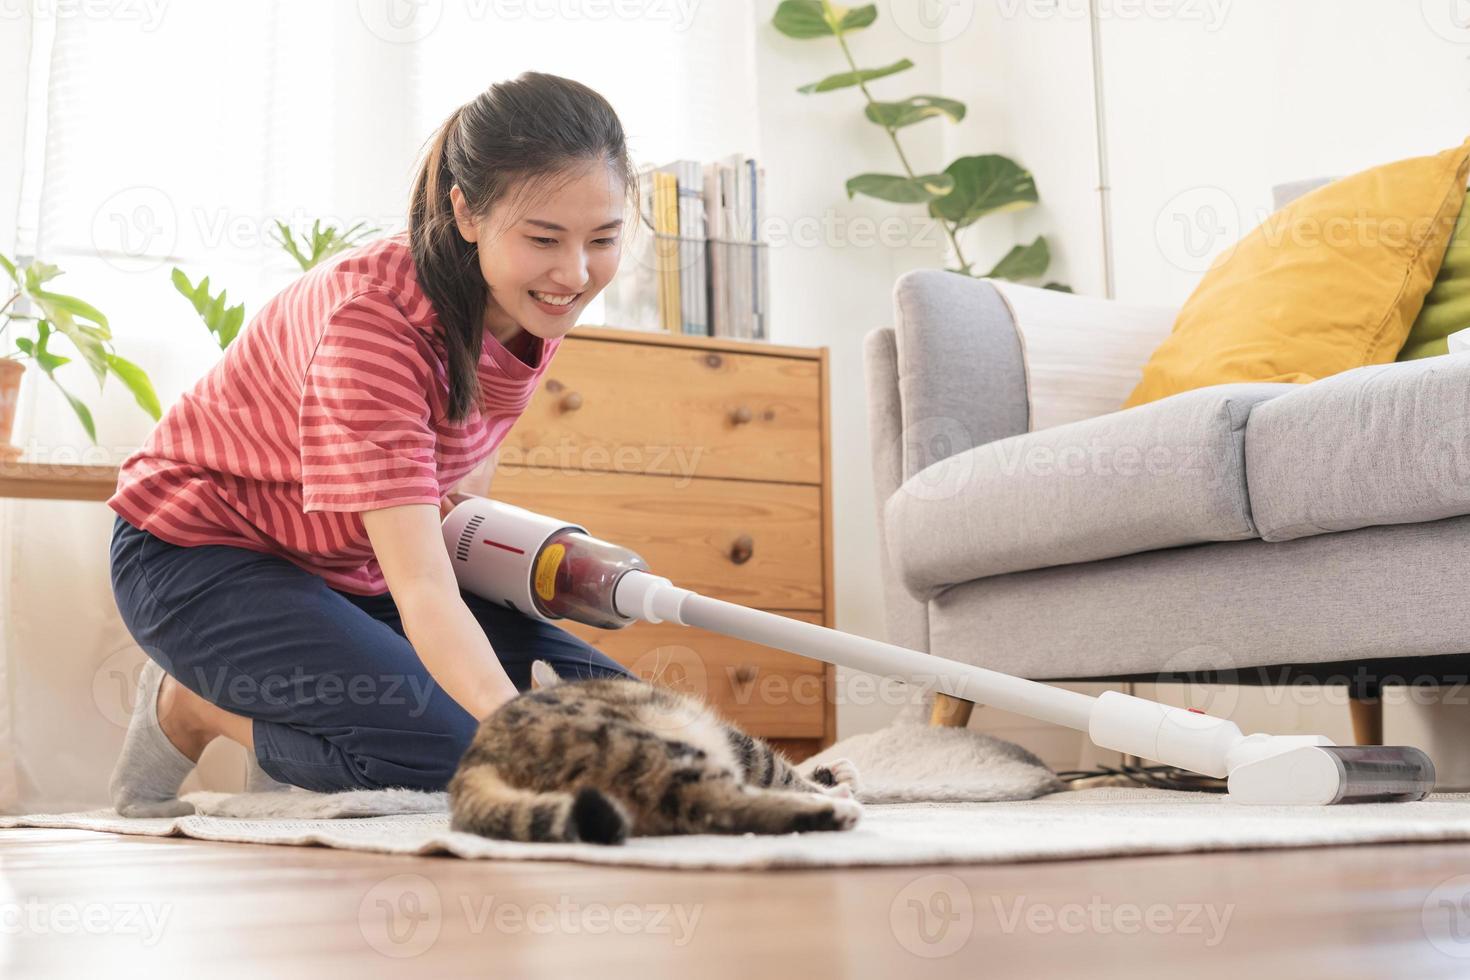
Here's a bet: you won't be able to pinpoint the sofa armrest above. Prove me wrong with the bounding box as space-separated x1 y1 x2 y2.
891 270 1031 482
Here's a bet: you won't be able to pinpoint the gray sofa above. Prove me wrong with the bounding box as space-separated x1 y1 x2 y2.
864 268 1470 738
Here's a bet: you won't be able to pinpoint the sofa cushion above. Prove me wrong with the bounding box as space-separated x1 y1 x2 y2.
884 384 1293 597
1246 354 1470 541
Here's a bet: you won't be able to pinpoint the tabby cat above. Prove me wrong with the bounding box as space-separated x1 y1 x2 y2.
448 661 862 845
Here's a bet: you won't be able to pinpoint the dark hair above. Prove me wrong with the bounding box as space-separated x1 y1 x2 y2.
409 72 639 422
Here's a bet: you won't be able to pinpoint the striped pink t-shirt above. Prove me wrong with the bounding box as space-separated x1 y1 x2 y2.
108 231 561 595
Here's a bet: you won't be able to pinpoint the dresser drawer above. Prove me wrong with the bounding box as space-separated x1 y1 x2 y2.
493 466 824 609
501 337 823 485
558 612 827 739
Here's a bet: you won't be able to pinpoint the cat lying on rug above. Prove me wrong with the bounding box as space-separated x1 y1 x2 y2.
448 661 862 846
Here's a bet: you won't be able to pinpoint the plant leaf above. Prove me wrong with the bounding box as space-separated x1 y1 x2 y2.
864 95 966 129
832 3 876 31
32 288 109 333
797 58 913 94
31 325 96 442
846 172 955 203
986 237 1051 281
1043 282 1073 293
0 252 17 285
218 303 246 347
50 377 96 442
927 155 1038 228
104 351 162 420
172 266 247 349
34 301 109 387
23 261 61 290
775 0 875 37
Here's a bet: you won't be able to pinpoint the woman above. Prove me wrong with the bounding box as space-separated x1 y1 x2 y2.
107 72 640 816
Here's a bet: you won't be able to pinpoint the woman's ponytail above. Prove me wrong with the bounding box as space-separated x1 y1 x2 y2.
409 103 485 422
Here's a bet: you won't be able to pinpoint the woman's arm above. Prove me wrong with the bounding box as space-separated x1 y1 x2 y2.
362 501 519 720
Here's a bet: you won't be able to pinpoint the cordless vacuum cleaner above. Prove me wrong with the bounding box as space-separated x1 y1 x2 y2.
442 496 1436 806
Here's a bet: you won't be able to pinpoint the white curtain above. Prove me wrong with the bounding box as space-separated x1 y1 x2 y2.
0 0 759 813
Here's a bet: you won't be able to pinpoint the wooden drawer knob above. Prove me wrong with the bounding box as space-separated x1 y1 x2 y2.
559 391 583 413
733 665 757 686
730 405 753 426
729 534 754 565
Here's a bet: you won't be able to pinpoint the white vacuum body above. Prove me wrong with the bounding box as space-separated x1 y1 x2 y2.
443 496 1435 805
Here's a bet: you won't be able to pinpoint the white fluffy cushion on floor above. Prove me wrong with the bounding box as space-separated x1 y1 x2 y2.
797 712 1063 803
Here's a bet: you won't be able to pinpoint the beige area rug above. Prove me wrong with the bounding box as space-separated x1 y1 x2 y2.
7 789 1470 870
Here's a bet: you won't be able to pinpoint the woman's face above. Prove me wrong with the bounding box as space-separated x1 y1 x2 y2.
450 161 625 347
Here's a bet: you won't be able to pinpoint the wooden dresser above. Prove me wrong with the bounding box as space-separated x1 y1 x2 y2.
490 325 836 761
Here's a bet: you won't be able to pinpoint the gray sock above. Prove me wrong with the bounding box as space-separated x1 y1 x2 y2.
109 659 198 817
245 750 292 793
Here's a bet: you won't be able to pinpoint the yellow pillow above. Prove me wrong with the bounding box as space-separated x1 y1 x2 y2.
1123 138 1470 408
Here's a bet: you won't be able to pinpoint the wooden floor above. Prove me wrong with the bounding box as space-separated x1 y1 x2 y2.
3 829 1470 978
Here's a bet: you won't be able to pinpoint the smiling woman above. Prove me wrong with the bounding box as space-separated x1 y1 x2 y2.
102 72 647 816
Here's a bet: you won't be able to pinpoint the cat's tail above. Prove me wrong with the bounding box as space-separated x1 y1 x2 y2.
449 767 629 845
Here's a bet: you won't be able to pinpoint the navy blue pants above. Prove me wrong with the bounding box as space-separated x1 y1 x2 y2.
108 513 636 793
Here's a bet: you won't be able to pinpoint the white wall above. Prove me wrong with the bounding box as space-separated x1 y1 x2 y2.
753 0 949 738
1101 0 1470 306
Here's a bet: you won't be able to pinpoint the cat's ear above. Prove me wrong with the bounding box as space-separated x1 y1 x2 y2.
530 660 562 690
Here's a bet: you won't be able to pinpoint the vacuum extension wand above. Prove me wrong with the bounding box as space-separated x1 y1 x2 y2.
443 496 1435 806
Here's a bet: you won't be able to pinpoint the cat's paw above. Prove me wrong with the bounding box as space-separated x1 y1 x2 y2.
809 757 860 797
790 795 863 833
828 796 862 830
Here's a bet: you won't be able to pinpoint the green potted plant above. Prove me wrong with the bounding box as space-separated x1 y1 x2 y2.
772 0 1068 289
0 253 160 461
170 219 379 350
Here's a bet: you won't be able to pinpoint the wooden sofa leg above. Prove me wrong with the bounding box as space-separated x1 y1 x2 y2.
930 692 975 728
1349 695 1383 746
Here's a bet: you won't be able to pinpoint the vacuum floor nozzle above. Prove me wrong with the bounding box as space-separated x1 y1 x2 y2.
1227 745 1437 805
